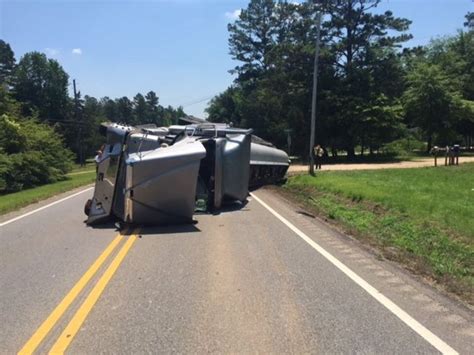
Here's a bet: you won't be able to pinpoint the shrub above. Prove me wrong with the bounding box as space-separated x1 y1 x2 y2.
382 137 426 156
0 114 74 193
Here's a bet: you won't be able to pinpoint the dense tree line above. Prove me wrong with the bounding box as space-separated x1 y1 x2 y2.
207 1 474 158
0 40 185 192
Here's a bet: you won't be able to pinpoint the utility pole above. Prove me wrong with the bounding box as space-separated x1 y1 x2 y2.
309 11 322 176
73 79 84 166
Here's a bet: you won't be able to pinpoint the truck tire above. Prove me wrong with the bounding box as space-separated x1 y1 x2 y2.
84 199 92 216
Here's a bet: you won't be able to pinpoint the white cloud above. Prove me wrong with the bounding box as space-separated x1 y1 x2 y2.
225 9 241 20
72 48 82 55
44 48 59 57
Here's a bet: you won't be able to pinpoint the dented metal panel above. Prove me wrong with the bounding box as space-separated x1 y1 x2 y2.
123 138 206 224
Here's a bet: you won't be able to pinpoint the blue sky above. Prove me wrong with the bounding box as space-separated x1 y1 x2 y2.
0 0 472 118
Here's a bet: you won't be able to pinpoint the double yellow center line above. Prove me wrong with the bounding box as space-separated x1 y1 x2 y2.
19 231 138 354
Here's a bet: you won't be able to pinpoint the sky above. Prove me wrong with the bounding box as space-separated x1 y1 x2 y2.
0 0 472 118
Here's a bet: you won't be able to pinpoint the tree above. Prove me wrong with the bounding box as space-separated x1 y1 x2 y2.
13 52 69 121
116 96 133 123
206 86 241 125
359 95 404 153
133 93 148 124
101 97 117 121
414 22 474 147
145 90 160 124
221 1 328 153
323 1 412 74
465 12 474 30
81 95 106 157
322 0 411 157
403 63 464 151
0 84 21 117
212 0 411 158
0 40 15 87
228 0 278 79
161 105 184 126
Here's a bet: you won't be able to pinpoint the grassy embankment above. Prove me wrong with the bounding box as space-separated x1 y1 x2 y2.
283 163 474 303
0 165 95 216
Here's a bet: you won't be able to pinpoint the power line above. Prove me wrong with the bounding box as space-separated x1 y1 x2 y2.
180 95 215 107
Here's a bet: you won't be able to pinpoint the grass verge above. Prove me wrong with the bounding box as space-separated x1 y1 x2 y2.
0 171 95 216
282 164 474 304
71 161 96 173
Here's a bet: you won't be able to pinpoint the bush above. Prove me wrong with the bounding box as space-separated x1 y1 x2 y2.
382 137 426 156
0 153 9 191
0 114 74 193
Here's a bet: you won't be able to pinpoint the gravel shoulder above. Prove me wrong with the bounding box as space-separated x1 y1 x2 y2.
289 156 474 173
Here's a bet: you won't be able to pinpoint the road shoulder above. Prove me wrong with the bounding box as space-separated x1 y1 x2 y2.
253 187 474 354
0 184 94 226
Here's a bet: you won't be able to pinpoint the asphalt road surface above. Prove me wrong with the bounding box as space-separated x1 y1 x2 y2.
1 186 473 354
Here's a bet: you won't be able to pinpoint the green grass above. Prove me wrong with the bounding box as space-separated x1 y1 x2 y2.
0 172 95 216
71 160 96 173
284 163 474 302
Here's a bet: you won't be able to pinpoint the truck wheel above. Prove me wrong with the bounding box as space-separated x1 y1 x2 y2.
84 199 92 216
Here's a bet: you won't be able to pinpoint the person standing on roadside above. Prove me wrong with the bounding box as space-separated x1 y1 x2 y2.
94 144 105 173
313 144 324 170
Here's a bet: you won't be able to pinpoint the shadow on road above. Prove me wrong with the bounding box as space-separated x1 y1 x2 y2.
210 199 250 215
84 221 120 231
85 220 200 235
84 199 251 235
138 224 201 235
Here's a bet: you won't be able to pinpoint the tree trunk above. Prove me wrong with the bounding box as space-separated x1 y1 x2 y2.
347 146 355 160
427 134 433 153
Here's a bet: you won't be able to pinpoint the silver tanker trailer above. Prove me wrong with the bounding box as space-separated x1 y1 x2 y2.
85 122 289 226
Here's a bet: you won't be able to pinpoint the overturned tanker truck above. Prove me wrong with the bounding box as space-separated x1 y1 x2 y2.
85 122 290 226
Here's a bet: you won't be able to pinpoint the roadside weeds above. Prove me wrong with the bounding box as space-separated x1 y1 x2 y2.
0 172 95 216
275 185 474 306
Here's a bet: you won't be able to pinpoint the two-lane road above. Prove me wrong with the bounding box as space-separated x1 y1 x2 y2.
1 187 472 353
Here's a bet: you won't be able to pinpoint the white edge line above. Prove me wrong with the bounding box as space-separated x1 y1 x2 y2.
250 192 458 355
0 187 94 227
